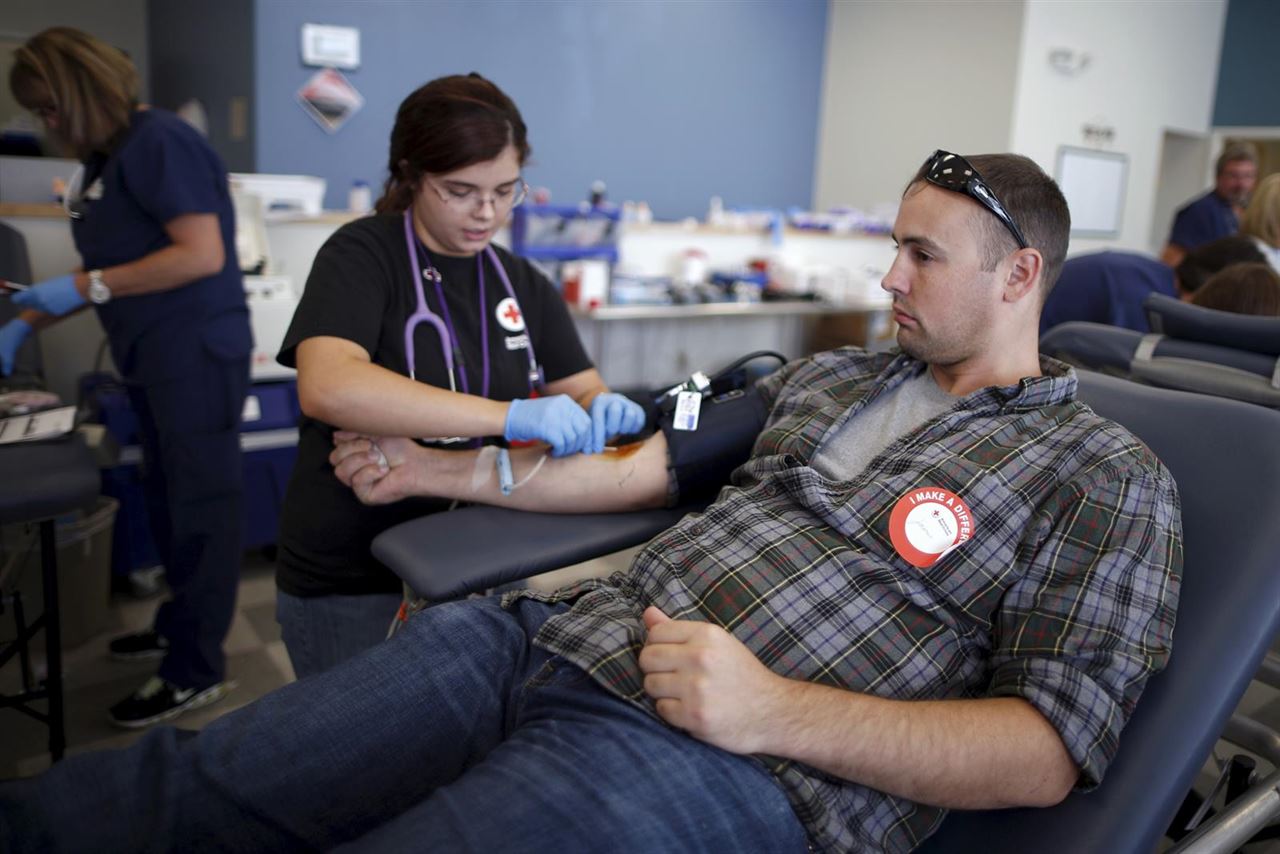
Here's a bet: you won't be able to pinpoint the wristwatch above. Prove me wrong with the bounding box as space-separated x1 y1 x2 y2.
86 269 111 304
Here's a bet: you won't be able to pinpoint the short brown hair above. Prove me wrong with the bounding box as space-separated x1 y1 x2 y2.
1190 262 1280 316
376 73 530 214
1241 173 1280 250
1175 235 1267 294
908 153 1071 296
1216 141 1259 176
9 27 138 159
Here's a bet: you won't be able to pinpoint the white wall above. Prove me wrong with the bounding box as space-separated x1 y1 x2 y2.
1008 0 1227 255
813 0 1025 213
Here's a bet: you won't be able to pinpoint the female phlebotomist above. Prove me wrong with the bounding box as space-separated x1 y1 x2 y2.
274 73 643 677
2 28 252 727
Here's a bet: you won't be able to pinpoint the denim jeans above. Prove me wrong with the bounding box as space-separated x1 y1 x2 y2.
275 589 403 678
1 597 809 853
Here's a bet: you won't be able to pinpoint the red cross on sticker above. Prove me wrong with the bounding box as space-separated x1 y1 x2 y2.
888 486 974 568
495 297 525 332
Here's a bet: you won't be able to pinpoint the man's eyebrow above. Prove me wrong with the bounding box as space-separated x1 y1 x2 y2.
891 233 947 255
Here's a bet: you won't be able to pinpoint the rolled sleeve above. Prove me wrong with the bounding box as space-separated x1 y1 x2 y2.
987 469 1182 787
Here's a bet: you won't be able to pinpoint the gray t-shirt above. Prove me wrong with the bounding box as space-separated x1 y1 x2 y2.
811 368 958 482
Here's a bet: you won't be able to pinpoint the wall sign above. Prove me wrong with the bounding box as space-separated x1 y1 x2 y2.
1056 146 1128 238
301 23 360 69
297 68 364 134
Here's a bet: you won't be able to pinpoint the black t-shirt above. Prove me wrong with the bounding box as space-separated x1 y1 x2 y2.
275 213 592 596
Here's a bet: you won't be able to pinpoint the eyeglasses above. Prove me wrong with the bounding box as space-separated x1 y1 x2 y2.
424 177 529 213
923 150 1028 250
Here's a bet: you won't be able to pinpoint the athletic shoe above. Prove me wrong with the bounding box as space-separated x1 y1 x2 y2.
108 676 229 729
108 629 169 661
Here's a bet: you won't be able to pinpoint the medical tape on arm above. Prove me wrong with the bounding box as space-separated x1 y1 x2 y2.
471 445 499 492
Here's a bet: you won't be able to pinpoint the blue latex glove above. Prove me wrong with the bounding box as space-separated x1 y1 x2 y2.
0 318 33 375
12 274 85 317
504 395 592 457
588 393 646 454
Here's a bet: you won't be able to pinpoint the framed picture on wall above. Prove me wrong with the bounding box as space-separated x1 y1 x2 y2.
1055 146 1128 238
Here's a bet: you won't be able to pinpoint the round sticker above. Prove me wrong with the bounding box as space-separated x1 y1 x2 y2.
495 297 525 333
888 486 974 569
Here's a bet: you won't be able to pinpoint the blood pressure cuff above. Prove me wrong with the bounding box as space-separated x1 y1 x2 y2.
659 384 769 503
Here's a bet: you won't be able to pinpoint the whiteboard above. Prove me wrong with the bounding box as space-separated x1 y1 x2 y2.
1055 146 1128 237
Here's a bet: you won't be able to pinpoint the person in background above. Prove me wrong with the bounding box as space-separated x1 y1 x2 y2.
1189 262 1280 316
273 73 644 678
1 27 251 727
1039 251 1178 334
1040 235 1265 334
1240 172 1280 274
1161 142 1258 267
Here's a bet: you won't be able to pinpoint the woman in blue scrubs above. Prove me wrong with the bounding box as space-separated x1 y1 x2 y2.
2 28 251 728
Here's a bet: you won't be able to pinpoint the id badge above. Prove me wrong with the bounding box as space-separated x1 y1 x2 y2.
673 390 702 431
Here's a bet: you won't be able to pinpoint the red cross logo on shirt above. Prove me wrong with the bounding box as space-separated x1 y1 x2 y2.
495 296 526 332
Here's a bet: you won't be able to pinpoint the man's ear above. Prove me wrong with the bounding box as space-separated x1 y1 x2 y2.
1003 249 1043 303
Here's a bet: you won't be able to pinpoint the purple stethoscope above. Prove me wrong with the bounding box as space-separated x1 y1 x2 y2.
401 209 543 401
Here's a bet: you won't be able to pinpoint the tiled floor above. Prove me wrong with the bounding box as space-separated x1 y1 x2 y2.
0 546 635 781
0 551 294 779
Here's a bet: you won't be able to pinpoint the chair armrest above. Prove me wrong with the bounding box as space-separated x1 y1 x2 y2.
371 503 704 601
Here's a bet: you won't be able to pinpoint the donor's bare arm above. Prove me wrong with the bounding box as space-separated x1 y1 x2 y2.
330 432 670 514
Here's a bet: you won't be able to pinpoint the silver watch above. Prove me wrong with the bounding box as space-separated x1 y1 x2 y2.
87 269 111 304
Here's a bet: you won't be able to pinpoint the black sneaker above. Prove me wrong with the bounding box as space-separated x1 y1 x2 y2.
108 676 229 729
109 629 170 661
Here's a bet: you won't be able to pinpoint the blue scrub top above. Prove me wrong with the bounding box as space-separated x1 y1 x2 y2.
70 108 250 382
1040 251 1178 335
1168 190 1238 251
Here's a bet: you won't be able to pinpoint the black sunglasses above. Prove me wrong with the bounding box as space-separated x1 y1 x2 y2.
923 150 1029 250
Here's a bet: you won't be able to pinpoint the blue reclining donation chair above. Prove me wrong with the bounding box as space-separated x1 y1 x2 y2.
372 370 1280 853
1040 292 1280 409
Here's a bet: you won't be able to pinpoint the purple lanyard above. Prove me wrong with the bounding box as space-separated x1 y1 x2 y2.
401 210 541 397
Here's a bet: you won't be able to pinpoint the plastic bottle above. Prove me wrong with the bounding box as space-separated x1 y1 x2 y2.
348 180 372 214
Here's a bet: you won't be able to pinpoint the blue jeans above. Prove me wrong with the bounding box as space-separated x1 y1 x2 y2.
276 589 403 678
0 598 809 853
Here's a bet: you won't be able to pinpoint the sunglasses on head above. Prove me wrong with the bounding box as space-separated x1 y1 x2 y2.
923 150 1029 250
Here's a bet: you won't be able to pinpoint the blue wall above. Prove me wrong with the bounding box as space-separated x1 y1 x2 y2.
254 0 828 219
1213 0 1280 127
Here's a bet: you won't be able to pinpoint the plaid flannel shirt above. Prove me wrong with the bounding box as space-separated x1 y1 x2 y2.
511 348 1182 853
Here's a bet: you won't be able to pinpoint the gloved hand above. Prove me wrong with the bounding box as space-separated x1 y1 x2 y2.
588 392 646 454
12 274 85 317
0 318 33 376
504 395 592 457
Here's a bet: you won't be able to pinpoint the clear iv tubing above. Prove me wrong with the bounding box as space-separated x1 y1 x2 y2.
510 452 548 492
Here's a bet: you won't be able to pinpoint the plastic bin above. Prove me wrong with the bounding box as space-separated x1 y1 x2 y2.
2 496 118 649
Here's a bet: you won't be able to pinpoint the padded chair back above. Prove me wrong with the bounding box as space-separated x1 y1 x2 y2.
920 370 1280 852
0 221 42 381
1041 295 1280 409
